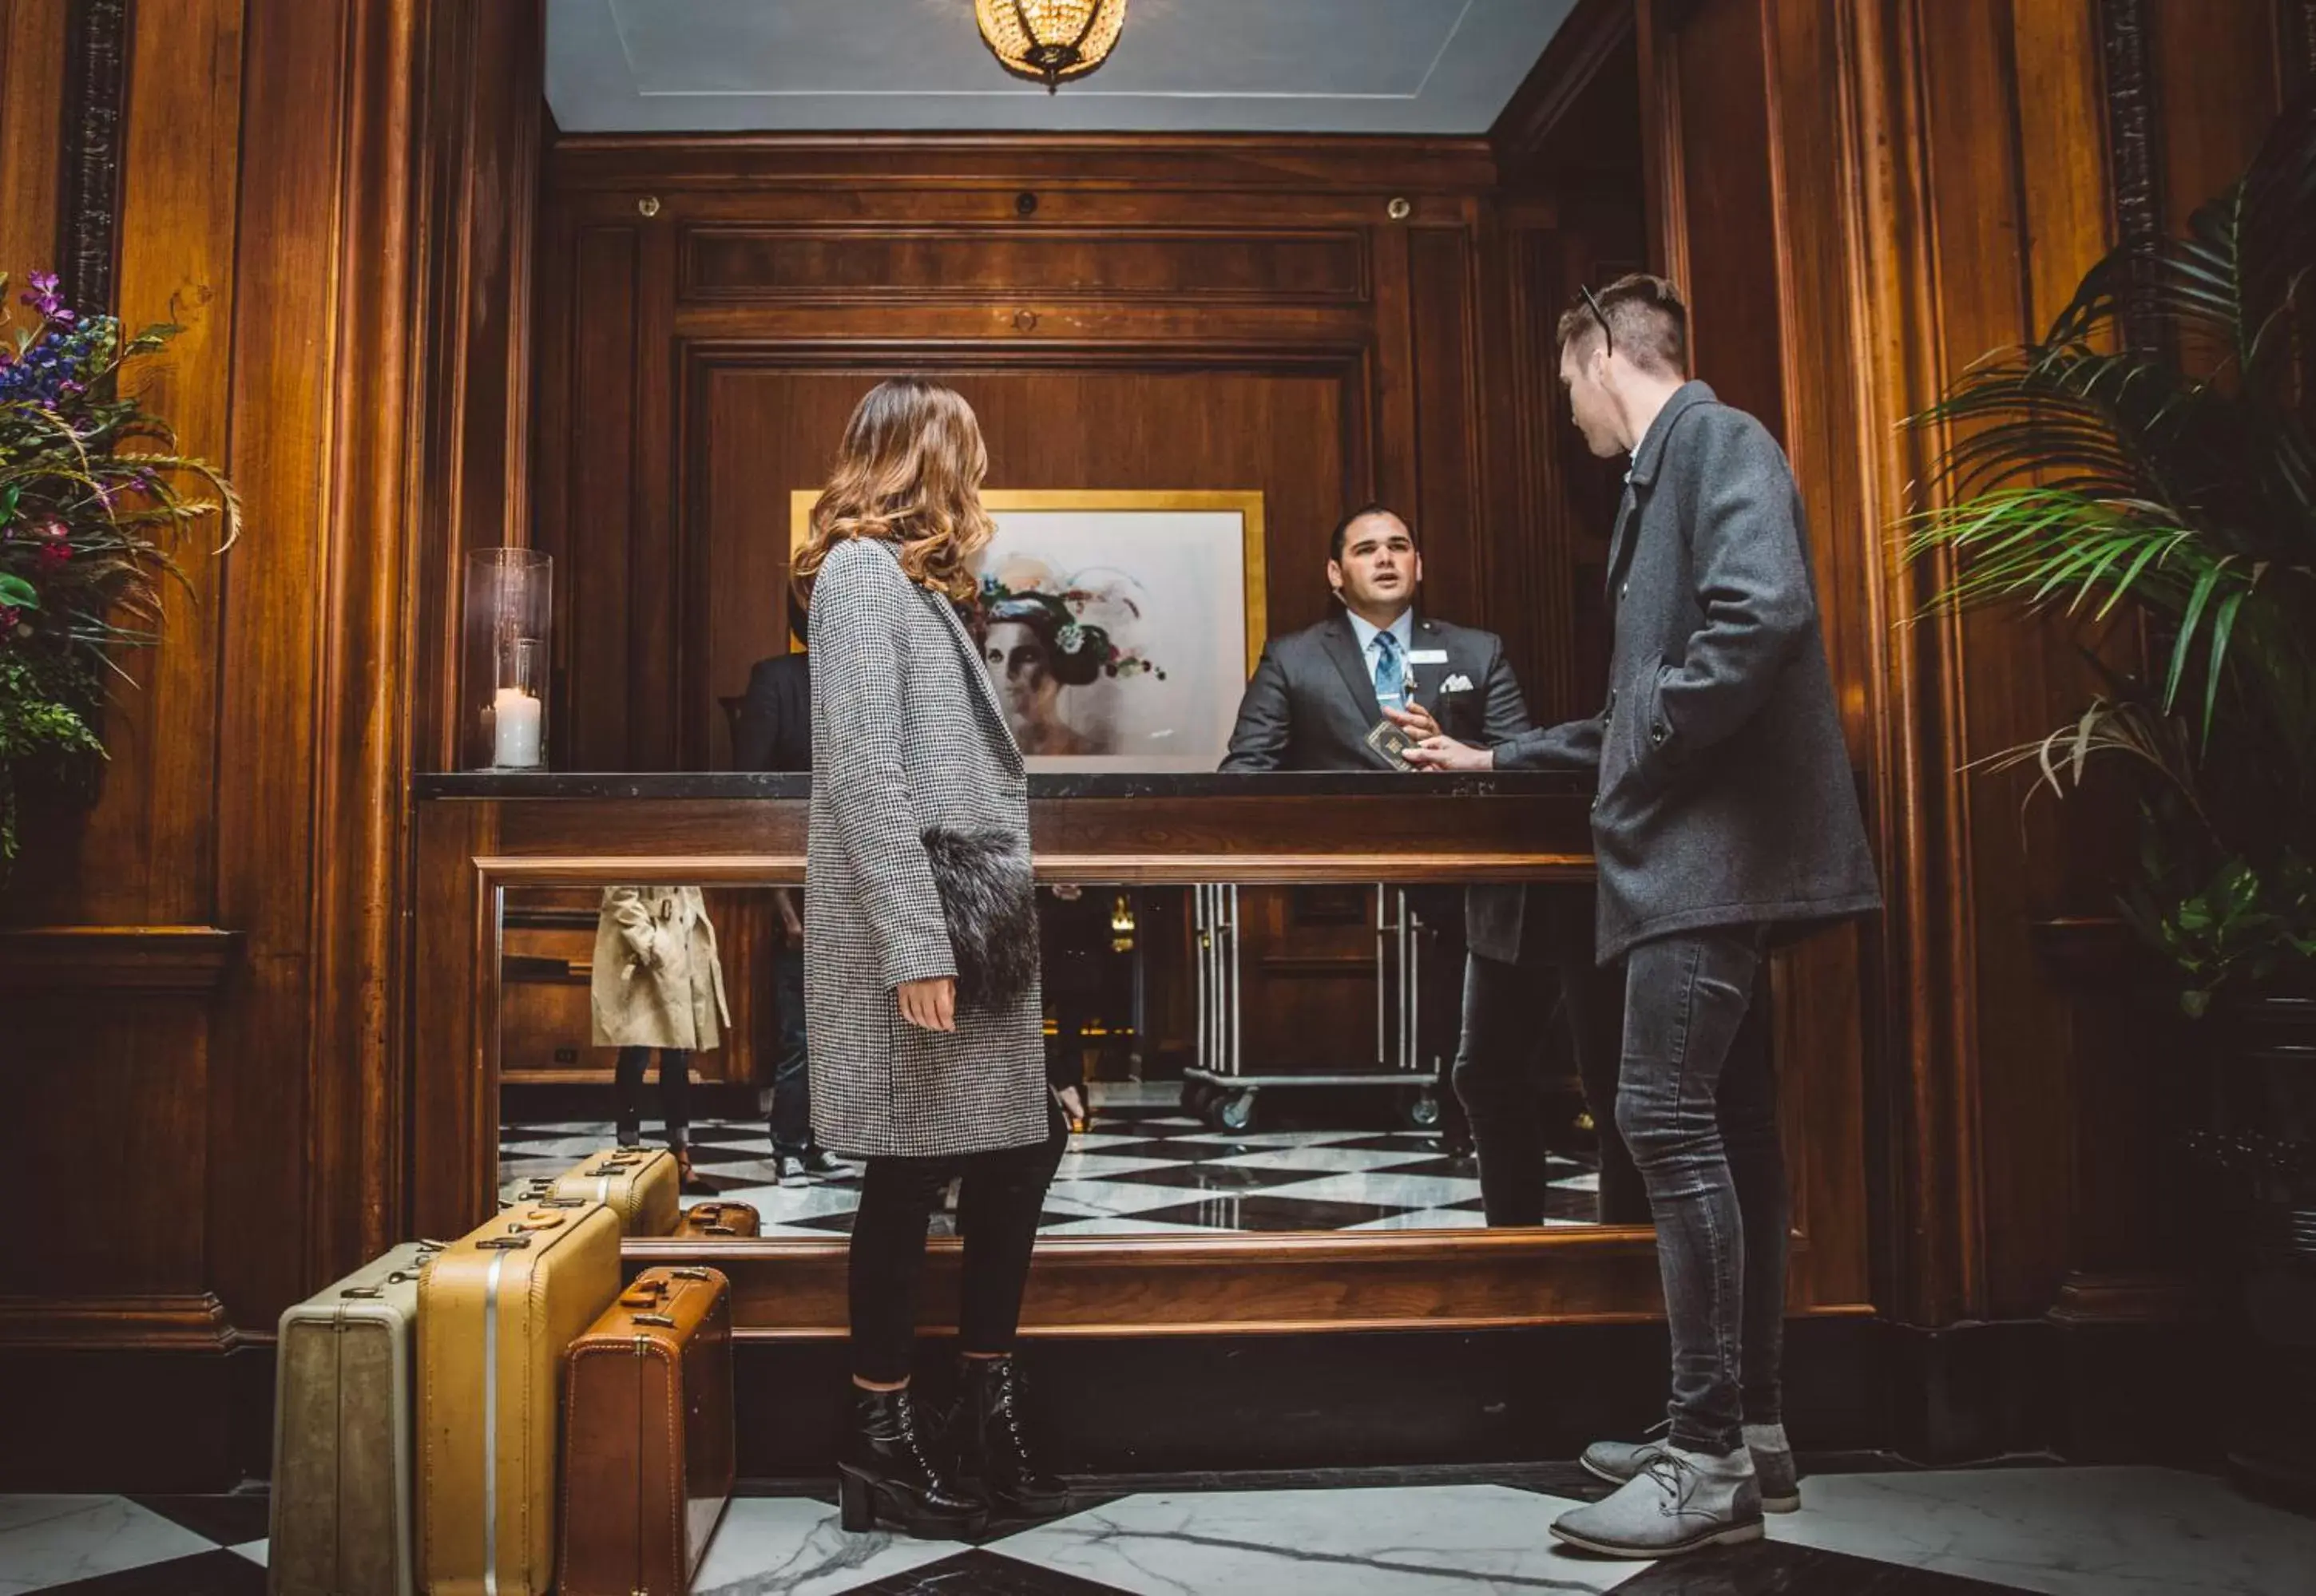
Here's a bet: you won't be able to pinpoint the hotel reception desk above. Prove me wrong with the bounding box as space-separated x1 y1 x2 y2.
413 773 1870 1340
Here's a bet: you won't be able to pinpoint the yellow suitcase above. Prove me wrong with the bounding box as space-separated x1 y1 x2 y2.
416 1201 623 1596
514 1146 680 1237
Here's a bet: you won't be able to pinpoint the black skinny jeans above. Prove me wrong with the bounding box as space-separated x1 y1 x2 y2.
848 1098 1069 1384
615 1046 691 1150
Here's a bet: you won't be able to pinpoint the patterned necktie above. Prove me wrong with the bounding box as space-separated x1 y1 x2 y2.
1372 628 1406 712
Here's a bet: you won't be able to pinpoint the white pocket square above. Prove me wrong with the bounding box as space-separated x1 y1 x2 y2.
1442 673 1474 693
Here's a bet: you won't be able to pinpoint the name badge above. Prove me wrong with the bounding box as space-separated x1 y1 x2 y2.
1407 648 1449 665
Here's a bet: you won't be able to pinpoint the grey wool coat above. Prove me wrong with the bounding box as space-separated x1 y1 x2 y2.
803 536 1049 1160
1493 382 1881 964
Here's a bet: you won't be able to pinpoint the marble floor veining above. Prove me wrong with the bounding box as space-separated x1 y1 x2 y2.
10 1464 2313 1595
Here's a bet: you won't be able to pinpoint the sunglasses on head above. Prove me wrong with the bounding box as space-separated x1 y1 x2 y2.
1580 284 1613 357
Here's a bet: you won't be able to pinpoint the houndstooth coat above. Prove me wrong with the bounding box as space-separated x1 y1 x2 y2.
803 536 1049 1160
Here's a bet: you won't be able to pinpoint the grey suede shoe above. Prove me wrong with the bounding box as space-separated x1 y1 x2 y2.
1552 1444 1764 1558
1580 1420 1799 1513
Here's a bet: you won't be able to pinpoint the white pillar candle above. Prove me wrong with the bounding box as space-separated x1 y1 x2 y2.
492 687 542 768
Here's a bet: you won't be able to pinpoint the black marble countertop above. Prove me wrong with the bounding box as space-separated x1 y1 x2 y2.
414 770 1592 801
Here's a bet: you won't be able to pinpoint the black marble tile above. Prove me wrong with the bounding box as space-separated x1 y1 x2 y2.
1095 1162 1324 1192
1073 1137 1243 1162
1316 1132 1447 1153
1127 1195 1410 1231
125 1491 270 1546
848 1547 1137 1594
1544 1186 1601 1222
1361 1154 1485 1178
36 1550 268 1596
1612 1539 2019 1594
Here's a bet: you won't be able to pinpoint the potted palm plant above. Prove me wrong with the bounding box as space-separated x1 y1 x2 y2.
1905 93 2314 1500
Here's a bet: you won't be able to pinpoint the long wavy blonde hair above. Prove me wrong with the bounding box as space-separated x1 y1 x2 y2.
791 377 994 606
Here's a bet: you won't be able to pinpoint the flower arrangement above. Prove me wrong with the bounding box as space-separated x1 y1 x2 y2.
0 271 238 872
970 573 1165 687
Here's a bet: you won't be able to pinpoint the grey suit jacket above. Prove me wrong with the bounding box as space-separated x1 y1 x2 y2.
803 537 1048 1159
1219 609 1526 772
1495 382 1881 964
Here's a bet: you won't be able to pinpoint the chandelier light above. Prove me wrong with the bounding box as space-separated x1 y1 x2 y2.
974 0 1128 93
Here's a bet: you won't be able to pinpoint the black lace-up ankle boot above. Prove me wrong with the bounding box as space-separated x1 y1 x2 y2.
951 1354 1072 1518
838 1384 987 1539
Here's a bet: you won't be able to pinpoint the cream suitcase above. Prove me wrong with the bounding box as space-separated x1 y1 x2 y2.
515 1146 680 1236
270 1240 441 1596
416 1201 623 1596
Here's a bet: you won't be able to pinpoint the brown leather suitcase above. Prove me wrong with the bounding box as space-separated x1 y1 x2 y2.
557 1266 736 1596
518 1146 681 1237
417 1201 623 1596
673 1199 761 1238
270 1239 441 1596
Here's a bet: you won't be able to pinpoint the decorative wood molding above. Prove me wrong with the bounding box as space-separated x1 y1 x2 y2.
548 133 1498 195
2096 0 2164 350
0 925 240 994
2046 1271 2197 1326
1488 0 1637 180
0 1293 239 1351
627 1230 1876 1339
58 0 131 313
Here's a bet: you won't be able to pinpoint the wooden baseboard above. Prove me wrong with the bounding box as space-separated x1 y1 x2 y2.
0 926 241 994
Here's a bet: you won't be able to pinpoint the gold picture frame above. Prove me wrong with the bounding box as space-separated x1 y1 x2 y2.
786 488 1269 675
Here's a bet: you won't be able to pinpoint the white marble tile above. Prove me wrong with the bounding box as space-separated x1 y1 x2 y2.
1208 1147 1445 1174
1560 1170 1600 1192
1344 1207 1493 1231
1039 1178 1222 1216
1257 1171 1487 1210
1037 1215 1225 1237
0 1496 215 1595
1049 1151 1185 1181
230 1539 268 1566
1775 1466 2316 1595
692 1496 965 1594
1168 1130 1373 1148
989 1484 1649 1595
711 1184 863 1224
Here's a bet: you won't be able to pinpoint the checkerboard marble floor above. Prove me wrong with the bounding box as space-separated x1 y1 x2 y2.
12 1465 2314 1594
500 1090 1605 1235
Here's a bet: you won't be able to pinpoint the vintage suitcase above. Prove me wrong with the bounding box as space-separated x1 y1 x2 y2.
417 1201 623 1596
558 1266 736 1596
673 1199 761 1238
270 1239 442 1596
518 1146 681 1237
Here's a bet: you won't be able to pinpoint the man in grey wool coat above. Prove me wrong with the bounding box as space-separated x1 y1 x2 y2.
1408 274 1881 1558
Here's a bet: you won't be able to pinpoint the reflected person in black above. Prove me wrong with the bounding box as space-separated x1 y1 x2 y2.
733 597 848 1186
1221 504 1527 1150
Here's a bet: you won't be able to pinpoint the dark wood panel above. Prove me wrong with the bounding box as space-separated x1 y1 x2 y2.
683 227 1369 303
685 362 1351 768
561 225 641 770
1407 226 1484 629
1662 0 1786 439
0 0 65 295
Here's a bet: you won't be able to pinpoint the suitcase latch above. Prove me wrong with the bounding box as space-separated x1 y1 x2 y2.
632 1313 676 1327
671 1267 716 1280
477 1235 533 1250
340 1285 383 1299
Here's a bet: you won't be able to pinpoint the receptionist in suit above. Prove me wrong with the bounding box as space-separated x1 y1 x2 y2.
1219 503 1526 1153
1221 504 1526 771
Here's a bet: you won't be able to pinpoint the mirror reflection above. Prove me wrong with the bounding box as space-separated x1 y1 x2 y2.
498 881 1648 1237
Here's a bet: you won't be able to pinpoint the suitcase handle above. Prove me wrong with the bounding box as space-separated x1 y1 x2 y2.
704 1226 735 1235
508 1211 568 1232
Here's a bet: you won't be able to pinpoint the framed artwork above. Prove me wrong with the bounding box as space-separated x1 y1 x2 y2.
789 489 1267 770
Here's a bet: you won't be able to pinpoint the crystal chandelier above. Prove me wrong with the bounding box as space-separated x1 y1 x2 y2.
974 0 1128 93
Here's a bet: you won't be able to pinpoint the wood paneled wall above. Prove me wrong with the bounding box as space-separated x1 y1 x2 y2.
0 0 542 1491
1631 0 2305 1344
530 138 1601 769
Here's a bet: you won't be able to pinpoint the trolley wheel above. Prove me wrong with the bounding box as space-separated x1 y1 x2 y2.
1209 1090 1258 1134
1401 1087 1442 1131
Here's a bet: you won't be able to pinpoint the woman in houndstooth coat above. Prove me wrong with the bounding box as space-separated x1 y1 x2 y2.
795 377 1071 1540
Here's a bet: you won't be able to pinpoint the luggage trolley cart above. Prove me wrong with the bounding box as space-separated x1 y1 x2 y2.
1179 882 1442 1134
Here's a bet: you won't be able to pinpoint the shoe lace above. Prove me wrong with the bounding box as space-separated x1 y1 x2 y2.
1640 1449 1698 1517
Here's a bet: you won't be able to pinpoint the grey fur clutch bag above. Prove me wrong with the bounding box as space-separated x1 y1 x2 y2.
920 826 1039 1009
